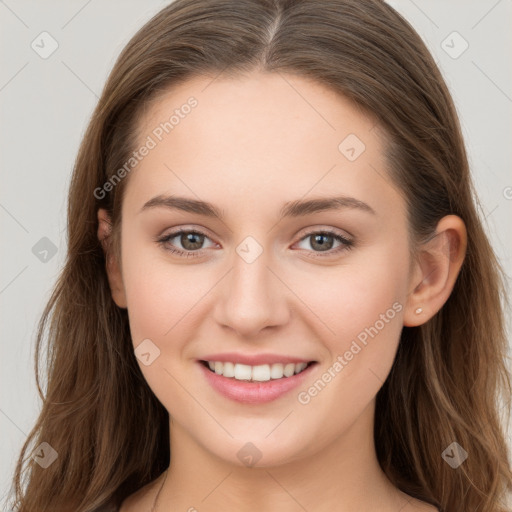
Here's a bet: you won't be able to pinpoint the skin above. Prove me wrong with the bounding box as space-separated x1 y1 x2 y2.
98 71 466 511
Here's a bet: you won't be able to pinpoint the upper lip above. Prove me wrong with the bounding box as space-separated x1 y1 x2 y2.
199 352 316 366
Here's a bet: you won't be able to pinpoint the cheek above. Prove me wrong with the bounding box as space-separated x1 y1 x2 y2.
296 243 408 400
275 270 405 457
301 244 407 342
120 226 209 338
123 262 204 347
120 247 207 406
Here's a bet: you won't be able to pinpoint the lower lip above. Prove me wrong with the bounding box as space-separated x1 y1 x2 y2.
198 361 317 404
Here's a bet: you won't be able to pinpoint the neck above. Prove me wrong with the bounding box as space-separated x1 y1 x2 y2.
153 401 409 512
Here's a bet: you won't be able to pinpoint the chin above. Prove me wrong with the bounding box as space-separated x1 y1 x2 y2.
199 430 314 469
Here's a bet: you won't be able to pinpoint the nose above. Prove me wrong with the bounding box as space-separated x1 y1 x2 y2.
213 248 290 338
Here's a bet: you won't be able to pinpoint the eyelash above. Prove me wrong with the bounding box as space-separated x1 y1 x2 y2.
155 228 354 259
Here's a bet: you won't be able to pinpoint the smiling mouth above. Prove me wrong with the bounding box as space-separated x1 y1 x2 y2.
200 360 317 382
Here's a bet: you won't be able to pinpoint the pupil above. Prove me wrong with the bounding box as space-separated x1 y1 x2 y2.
182 232 203 250
312 234 333 251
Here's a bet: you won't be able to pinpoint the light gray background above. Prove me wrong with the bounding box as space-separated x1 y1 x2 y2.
1 0 511 507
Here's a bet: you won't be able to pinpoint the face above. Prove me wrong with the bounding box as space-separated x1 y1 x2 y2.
110 71 414 467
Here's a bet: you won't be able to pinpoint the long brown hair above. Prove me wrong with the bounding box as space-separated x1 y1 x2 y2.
6 1 511 510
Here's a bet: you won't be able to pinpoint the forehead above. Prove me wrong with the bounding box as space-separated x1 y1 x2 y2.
123 71 404 223
138 70 378 152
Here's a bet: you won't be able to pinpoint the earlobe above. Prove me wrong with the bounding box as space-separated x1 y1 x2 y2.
403 215 467 327
97 208 128 309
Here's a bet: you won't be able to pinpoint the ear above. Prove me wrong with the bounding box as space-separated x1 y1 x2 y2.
97 208 127 309
403 214 467 327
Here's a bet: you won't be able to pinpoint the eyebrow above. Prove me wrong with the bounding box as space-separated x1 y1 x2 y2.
139 194 376 219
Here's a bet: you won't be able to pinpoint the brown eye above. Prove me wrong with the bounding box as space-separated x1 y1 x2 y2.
157 229 215 257
178 232 205 251
309 233 335 251
295 230 354 258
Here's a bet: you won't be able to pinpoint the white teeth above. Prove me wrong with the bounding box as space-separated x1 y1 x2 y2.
223 361 235 378
204 361 311 381
252 364 271 382
283 363 295 377
234 363 252 380
270 363 284 379
295 362 307 374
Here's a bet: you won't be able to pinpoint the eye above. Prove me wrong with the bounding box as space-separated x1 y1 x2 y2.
294 229 354 258
156 229 216 258
156 227 354 258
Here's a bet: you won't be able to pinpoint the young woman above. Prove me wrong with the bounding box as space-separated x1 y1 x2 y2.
7 1 512 511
